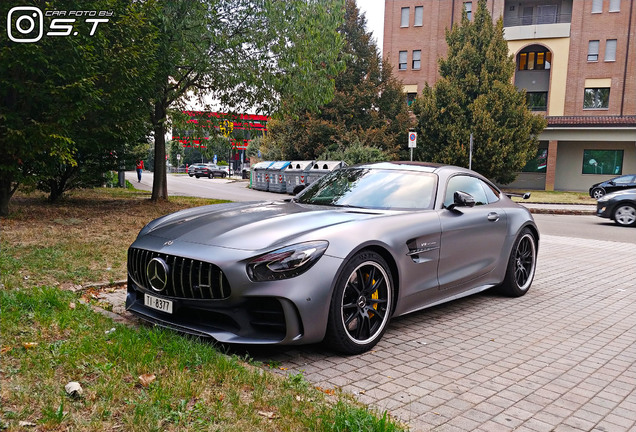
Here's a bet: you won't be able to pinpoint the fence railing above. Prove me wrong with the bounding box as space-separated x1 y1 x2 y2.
503 13 571 27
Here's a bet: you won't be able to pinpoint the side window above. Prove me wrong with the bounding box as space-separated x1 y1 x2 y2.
481 181 501 204
444 176 489 207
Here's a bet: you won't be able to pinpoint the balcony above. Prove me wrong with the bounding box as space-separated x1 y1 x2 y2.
503 0 572 40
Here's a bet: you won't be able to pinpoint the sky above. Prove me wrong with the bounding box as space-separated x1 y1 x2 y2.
357 0 385 55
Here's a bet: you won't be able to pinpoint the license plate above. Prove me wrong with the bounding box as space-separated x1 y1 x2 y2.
144 294 173 314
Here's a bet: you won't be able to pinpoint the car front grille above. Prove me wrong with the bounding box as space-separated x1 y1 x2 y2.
128 247 231 300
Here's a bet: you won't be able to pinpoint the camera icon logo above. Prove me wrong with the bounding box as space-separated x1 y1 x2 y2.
7 6 44 43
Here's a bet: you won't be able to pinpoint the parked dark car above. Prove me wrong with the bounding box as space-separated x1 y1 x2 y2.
589 175 636 199
126 162 538 354
596 188 636 227
194 163 227 179
187 163 206 177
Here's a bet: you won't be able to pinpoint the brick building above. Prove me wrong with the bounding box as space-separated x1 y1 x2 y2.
383 0 636 191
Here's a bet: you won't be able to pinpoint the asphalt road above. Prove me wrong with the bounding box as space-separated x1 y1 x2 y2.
533 213 636 244
127 170 284 202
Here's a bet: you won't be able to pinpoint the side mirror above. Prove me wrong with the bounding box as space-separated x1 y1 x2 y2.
608 181 615 186
293 185 306 195
446 191 475 211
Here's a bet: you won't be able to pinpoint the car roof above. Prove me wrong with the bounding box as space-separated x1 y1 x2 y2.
353 161 474 175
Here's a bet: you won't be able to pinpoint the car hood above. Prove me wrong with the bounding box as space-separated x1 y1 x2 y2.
139 201 385 251
601 188 636 200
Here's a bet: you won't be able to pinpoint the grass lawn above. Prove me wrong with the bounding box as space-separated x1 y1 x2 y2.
1 187 405 431
503 189 595 205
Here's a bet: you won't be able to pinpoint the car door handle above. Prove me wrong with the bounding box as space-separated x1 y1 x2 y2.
487 212 500 222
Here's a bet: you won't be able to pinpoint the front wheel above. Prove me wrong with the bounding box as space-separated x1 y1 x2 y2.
324 251 393 354
591 188 605 199
613 204 636 227
498 228 537 297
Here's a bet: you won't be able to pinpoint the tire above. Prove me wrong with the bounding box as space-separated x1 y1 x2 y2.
324 250 393 354
498 228 537 297
195 175 200 179
208 173 212 179
591 188 605 199
188 174 193 177
613 203 636 227
221 172 227 178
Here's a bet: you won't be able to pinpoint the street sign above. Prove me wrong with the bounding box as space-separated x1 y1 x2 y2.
408 132 417 148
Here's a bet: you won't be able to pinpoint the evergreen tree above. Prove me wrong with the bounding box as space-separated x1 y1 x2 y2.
264 0 412 163
412 0 546 184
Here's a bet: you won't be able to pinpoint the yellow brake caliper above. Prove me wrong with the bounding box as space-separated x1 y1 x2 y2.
368 272 379 318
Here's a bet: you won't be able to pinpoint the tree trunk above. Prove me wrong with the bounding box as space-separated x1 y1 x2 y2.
0 177 16 217
151 100 168 201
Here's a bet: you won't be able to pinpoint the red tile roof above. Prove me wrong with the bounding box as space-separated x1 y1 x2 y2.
545 116 636 127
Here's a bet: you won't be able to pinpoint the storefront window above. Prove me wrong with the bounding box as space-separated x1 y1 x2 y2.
582 150 623 174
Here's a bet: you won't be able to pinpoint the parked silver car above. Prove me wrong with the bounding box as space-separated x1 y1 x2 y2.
126 162 538 354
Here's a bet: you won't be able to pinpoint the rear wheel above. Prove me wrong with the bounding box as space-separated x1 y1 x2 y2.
325 251 393 354
613 204 636 227
208 173 212 179
498 228 537 297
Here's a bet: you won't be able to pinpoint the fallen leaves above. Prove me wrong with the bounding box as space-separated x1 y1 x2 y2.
138 373 156 388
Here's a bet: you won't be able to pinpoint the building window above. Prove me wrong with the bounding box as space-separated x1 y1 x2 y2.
522 148 548 173
412 50 421 70
464 2 472 20
592 0 603 13
399 51 407 70
414 6 423 26
401 7 409 27
518 50 551 70
584 88 610 109
587 40 599 61
605 39 617 61
609 0 620 12
583 150 623 175
526 92 548 111
406 93 417 107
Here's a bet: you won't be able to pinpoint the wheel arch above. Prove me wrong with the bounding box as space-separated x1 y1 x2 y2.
335 243 401 316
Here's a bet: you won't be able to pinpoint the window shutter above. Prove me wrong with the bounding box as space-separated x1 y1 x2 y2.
605 39 617 61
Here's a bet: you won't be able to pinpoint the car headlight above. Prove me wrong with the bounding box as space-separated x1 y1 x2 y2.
247 241 329 282
597 195 610 203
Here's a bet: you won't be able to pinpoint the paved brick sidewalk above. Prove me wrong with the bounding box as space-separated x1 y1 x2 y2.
254 235 636 431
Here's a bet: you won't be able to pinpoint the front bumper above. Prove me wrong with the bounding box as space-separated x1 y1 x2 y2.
125 239 343 346
596 202 613 220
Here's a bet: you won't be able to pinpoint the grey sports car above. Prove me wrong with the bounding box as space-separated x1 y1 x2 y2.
126 162 539 354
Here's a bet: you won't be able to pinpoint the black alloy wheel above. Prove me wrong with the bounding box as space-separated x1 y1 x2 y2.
498 228 537 297
325 251 393 354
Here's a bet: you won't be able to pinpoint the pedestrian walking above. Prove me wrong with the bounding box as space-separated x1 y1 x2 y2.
136 160 144 182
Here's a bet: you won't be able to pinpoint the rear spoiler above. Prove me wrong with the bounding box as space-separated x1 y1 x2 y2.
504 192 532 200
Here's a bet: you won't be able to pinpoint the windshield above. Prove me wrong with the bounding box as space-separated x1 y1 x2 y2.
297 168 437 210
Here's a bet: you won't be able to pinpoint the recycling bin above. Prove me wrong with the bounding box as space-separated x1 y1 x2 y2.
306 161 347 185
266 161 291 193
251 161 274 191
285 161 314 194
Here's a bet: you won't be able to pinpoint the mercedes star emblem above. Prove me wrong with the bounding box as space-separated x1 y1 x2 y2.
146 257 169 292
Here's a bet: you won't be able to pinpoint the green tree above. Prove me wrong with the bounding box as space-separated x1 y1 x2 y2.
143 0 345 201
0 0 156 214
412 0 546 184
263 0 412 162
